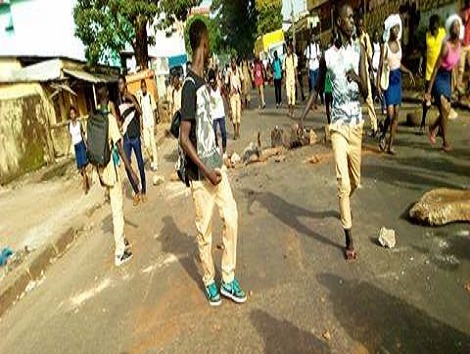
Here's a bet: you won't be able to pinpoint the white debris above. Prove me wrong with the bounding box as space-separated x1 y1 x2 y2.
70 278 111 307
152 175 165 186
378 227 396 248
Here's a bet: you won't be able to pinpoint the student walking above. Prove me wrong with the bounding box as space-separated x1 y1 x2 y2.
180 19 247 306
226 57 244 139
426 14 463 152
95 85 138 267
253 55 266 109
418 15 446 133
241 57 252 109
137 79 159 171
68 106 89 194
272 50 283 108
377 14 415 155
299 0 369 261
305 35 322 94
283 44 298 118
208 68 228 155
117 75 146 205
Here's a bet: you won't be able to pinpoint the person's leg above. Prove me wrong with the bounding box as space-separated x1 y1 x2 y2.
236 95 242 137
420 81 430 131
149 126 158 169
142 126 151 163
230 95 237 139
439 95 452 149
123 137 139 195
260 84 265 108
331 130 354 255
190 180 218 295
457 46 469 94
109 175 128 265
308 70 313 92
133 137 147 195
388 106 399 154
379 105 393 151
366 78 378 133
325 93 332 124
220 117 227 153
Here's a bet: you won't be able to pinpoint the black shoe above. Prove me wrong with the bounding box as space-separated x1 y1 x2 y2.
115 250 133 267
368 129 378 138
379 136 386 152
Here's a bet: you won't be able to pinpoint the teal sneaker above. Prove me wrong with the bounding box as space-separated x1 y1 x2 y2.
220 278 247 304
205 282 222 307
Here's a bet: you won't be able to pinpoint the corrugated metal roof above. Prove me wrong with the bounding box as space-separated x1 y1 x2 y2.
63 68 117 84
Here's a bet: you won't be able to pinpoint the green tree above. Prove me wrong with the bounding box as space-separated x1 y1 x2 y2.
74 0 201 69
184 15 223 57
212 0 257 57
255 0 282 36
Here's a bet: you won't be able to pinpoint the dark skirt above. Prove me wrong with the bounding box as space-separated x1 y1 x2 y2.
384 69 402 107
432 68 452 103
74 141 88 169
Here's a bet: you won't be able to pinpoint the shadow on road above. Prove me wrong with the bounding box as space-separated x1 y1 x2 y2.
158 216 204 292
317 273 470 354
250 309 331 354
241 189 343 251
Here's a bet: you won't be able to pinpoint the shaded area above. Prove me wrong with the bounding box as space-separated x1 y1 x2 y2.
394 156 470 180
241 189 342 251
318 273 470 354
250 309 331 354
158 216 204 292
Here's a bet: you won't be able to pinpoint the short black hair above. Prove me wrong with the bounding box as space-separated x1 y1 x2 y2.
97 85 109 103
140 79 146 86
333 0 351 22
69 106 77 113
208 68 216 82
189 19 208 51
118 74 126 83
429 14 440 28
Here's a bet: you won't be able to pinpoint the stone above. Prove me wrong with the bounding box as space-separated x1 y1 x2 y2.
309 129 318 145
409 188 470 226
406 110 421 127
322 330 331 341
378 227 396 248
152 175 165 186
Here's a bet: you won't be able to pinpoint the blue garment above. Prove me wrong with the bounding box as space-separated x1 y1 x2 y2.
384 69 402 106
123 136 146 194
432 68 452 103
74 141 88 169
273 59 282 80
309 69 319 92
212 117 227 152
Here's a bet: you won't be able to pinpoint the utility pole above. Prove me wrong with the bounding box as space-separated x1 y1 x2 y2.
291 0 296 49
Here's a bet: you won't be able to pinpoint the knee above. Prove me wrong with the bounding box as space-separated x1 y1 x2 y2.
223 201 238 228
337 178 351 198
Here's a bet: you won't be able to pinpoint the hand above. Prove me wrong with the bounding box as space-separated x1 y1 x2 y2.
424 92 431 103
377 87 383 100
408 72 415 86
346 69 360 84
207 169 222 186
418 65 423 77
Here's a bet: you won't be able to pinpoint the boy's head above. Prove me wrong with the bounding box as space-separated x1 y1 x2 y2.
189 19 210 63
334 1 355 40
118 74 127 94
97 85 109 105
208 68 217 90
140 79 147 94
429 14 440 33
69 106 77 120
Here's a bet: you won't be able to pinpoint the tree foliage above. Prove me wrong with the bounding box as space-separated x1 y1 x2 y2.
255 0 282 36
212 0 257 57
184 15 223 57
74 0 201 69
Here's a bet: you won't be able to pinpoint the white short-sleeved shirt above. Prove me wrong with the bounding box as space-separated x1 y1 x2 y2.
69 121 83 145
325 41 363 126
210 87 225 120
305 43 321 71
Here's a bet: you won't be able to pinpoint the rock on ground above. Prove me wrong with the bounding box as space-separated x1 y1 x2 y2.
409 188 470 226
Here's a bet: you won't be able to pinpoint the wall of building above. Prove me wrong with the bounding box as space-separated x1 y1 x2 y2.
0 83 55 184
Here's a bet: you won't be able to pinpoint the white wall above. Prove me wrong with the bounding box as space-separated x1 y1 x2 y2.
0 0 86 60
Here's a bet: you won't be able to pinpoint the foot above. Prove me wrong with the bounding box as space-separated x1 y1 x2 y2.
205 282 222 307
150 162 158 172
428 127 437 145
378 136 386 152
115 250 133 267
387 147 396 155
344 248 357 261
442 144 453 153
140 193 147 203
220 278 247 304
368 129 378 138
133 194 140 206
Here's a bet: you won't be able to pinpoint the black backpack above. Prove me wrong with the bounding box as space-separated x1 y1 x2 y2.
86 110 111 167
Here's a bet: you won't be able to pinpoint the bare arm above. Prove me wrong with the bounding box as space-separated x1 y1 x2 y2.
377 44 385 97
128 94 143 116
357 45 369 99
180 121 221 185
116 139 138 186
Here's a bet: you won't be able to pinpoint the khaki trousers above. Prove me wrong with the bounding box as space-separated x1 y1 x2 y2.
190 167 238 286
230 93 242 124
457 45 470 92
330 123 363 230
286 81 296 106
143 125 158 164
107 172 125 257
365 73 378 131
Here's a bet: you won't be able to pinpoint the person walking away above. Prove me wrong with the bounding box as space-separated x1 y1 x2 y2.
305 35 322 96
96 85 139 266
299 0 369 261
271 50 283 108
377 14 415 155
226 57 244 139
241 57 252 109
137 79 159 171
357 14 378 137
418 15 446 134
172 75 182 118
117 75 147 205
426 15 463 152
208 68 228 155
457 0 470 96
68 106 89 193
180 19 247 306
253 55 266 109
283 44 298 118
